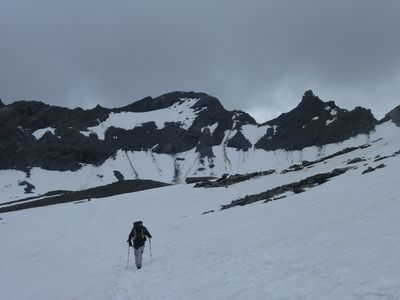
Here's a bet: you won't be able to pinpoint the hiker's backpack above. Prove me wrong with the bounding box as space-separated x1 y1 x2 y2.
133 222 145 240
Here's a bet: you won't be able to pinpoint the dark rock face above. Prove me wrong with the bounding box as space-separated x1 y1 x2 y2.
117 92 183 113
227 130 252 151
255 90 377 151
379 105 400 126
0 101 113 171
0 90 385 173
196 128 215 157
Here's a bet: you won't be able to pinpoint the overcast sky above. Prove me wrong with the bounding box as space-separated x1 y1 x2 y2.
1 0 400 122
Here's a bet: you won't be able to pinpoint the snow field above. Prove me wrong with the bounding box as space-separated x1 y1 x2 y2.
1 147 400 299
1 121 400 299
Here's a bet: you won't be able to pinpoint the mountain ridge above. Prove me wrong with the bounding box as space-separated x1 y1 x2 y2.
1 90 399 200
1 90 395 172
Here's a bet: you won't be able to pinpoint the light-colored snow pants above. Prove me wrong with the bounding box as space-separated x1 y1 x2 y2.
134 245 145 268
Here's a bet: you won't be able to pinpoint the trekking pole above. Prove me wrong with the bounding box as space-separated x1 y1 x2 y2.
149 239 153 262
126 245 130 269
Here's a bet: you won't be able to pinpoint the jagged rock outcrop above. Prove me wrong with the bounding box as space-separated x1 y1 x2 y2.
362 164 386 174
221 167 352 210
255 90 377 151
194 170 275 188
226 130 252 151
379 105 400 126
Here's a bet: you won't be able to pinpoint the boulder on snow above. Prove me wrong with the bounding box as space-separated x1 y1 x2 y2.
18 181 35 193
113 170 125 181
185 176 216 184
362 164 386 174
347 157 366 164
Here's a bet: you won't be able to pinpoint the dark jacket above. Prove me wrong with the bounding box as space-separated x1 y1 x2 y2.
128 224 152 249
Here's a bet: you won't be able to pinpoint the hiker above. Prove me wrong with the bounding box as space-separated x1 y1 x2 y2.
127 221 152 269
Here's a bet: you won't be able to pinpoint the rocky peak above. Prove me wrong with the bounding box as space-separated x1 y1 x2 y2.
390 106 400 126
267 90 339 127
0 98 4 108
190 93 222 110
298 90 337 112
232 110 257 127
0 100 50 128
117 96 163 113
379 105 400 126
301 90 321 104
9 100 49 112
118 91 219 113
256 90 377 151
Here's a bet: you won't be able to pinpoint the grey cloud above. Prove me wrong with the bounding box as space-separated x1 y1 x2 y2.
1 0 400 121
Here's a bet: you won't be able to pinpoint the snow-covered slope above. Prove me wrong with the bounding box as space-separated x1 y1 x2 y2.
0 133 368 203
1 122 399 300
